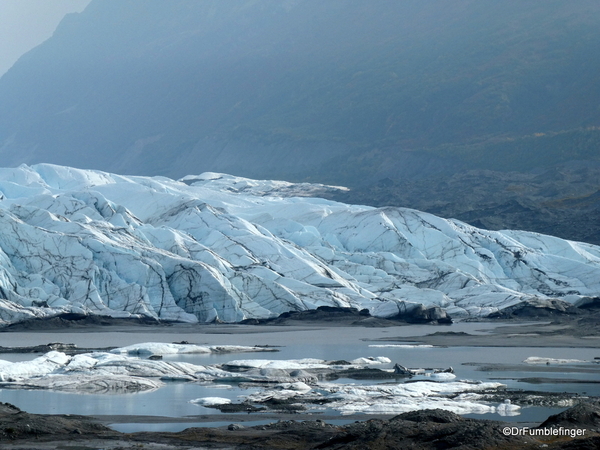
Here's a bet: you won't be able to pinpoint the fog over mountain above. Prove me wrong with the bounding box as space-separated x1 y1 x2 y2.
1 0 599 242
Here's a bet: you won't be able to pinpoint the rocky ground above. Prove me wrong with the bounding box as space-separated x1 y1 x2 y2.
327 162 600 245
0 401 599 449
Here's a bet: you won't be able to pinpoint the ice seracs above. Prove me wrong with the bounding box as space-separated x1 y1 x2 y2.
0 163 599 325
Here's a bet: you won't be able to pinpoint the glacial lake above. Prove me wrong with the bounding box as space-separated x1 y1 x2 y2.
1 321 598 430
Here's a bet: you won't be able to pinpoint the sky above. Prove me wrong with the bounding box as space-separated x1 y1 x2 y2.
0 0 91 77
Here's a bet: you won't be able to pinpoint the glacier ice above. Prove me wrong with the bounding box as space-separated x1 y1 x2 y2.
110 342 278 356
523 357 588 365
0 346 275 392
238 380 519 416
189 397 232 406
0 349 518 415
0 163 599 325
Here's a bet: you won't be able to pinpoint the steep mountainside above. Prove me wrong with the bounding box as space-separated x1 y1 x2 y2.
329 161 600 245
0 0 599 182
0 164 599 326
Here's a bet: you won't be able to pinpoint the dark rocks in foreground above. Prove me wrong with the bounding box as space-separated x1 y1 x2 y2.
313 410 530 450
1 402 599 449
540 401 600 429
0 402 111 440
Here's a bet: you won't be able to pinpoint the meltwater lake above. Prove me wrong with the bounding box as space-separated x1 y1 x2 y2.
1 321 598 432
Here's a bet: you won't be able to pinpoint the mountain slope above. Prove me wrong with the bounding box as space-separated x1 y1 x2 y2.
0 0 599 182
0 164 598 326
329 161 600 245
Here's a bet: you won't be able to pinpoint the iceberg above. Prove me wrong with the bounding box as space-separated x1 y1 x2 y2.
0 348 550 417
523 357 589 365
0 346 278 392
189 397 232 406
3 373 164 393
239 380 520 416
111 342 278 355
0 351 195 390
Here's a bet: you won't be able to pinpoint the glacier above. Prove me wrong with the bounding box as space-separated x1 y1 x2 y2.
0 163 599 326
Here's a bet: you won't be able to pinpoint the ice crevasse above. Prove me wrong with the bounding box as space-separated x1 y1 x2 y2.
0 163 598 325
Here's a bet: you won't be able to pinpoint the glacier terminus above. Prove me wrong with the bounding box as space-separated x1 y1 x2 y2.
0 164 598 326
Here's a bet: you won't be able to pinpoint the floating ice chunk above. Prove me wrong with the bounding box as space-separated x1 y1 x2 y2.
220 367 318 384
222 357 391 372
350 356 391 365
3 374 163 393
321 381 508 415
0 351 70 381
244 382 315 403
496 399 521 416
208 384 234 390
368 344 434 348
93 356 209 380
190 397 232 406
234 379 515 417
524 357 587 365
428 372 457 381
111 343 276 355
0 349 239 389
279 381 312 392
222 359 330 370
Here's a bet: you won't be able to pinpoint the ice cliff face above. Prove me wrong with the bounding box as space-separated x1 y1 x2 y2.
0 164 598 326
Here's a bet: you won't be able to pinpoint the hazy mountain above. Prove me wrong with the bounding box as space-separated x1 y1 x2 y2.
1 0 599 241
1 0 599 177
327 160 600 245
